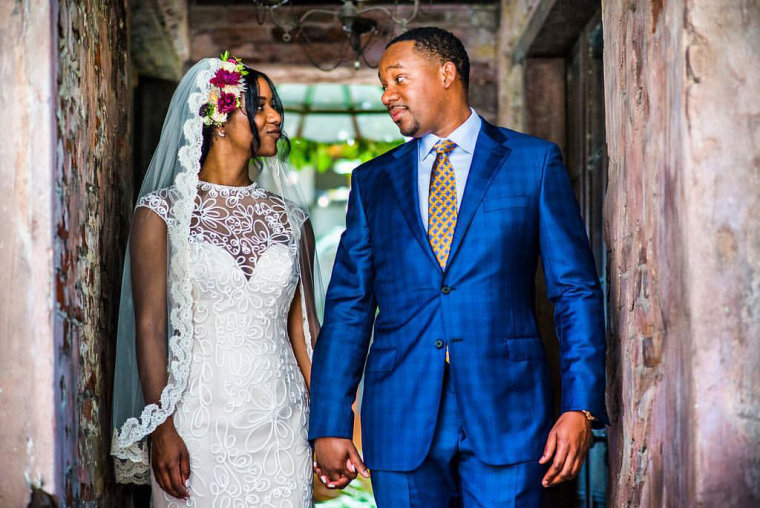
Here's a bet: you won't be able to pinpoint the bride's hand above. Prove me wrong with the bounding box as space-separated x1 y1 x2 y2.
151 417 191 500
314 437 370 490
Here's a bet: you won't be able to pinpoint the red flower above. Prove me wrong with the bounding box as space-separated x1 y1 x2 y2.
217 92 237 114
210 69 241 87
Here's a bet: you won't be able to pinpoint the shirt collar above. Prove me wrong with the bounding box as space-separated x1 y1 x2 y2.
419 108 482 161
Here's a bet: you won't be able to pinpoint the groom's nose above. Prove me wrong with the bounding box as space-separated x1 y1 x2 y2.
381 87 397 106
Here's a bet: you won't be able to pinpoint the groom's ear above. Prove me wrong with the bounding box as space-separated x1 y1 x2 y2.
441 61 459 90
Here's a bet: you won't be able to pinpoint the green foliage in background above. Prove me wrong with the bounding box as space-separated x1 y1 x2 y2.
288 138 403 173
316 476 376 508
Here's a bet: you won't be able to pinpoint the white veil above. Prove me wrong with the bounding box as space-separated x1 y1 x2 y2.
110 57 321 484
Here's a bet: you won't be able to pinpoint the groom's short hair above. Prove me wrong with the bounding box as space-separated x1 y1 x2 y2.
386 27 470 93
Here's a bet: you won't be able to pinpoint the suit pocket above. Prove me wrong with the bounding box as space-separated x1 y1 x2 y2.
365 347 397 373
505 337 545 361
483 195 529 213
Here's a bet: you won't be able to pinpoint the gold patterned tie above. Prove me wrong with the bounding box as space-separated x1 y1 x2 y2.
428 139 458 269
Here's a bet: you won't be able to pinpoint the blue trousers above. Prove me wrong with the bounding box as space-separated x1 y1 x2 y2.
370 367 547 507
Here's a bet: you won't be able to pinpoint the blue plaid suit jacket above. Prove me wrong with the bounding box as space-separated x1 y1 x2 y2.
309 120 608 471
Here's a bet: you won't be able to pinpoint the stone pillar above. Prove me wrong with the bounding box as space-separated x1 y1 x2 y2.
603 0 760 505
0 1 57 505
130 0 190 80
497 0 541 129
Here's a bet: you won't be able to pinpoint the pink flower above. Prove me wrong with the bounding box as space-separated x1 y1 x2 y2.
217 92 237 114
210 69 241 87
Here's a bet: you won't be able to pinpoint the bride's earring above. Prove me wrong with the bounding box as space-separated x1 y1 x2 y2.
218 130 226 137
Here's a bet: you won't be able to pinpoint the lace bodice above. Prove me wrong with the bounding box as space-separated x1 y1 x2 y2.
137 181 307 277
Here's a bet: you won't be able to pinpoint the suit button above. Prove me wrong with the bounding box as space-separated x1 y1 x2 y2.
434 339 444 349
441 286 451 295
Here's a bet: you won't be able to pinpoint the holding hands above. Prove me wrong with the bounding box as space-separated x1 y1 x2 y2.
313 437 370 490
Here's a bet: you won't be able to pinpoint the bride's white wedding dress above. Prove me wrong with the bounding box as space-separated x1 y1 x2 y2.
138 180 313 508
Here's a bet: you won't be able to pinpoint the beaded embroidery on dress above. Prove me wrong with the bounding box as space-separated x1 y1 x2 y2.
138 181 312 508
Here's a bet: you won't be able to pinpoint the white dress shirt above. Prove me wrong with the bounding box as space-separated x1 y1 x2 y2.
417 108 482 231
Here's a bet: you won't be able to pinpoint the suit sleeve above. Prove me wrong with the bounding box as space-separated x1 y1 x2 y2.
538 143 609 425
309 173 377 440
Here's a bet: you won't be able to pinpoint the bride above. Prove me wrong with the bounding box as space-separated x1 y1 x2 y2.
110 53 320 507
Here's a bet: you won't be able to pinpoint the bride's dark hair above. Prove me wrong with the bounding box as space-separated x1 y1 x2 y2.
199 66 291 168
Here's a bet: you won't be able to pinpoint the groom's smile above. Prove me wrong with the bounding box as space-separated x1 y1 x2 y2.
388 105 408 122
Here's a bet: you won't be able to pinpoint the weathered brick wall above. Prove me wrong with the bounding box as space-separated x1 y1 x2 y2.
603 0 760 505
190 2 501 122
56 1 133 505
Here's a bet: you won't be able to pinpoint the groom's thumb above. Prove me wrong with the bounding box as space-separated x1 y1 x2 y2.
347 446 370 478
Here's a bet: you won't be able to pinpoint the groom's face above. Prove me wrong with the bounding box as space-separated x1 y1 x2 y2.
379 41 446 138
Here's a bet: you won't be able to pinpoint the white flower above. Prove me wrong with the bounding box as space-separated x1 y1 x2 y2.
222 61 237 72
212 110 227 125
208 87 220 104
223 85 242 97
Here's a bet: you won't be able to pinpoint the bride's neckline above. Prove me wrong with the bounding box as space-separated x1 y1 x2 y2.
198 179 258 192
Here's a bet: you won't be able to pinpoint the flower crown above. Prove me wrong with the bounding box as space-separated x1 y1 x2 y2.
200 51 249 127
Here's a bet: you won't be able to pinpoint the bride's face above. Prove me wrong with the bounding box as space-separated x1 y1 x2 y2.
247 77 282 158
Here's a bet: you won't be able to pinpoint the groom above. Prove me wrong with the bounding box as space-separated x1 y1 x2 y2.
310 27 607 506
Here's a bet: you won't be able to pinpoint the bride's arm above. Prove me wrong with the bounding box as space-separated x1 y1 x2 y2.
288 218 320 391
288 286 312 390
130 206 191 500
130 207 169 405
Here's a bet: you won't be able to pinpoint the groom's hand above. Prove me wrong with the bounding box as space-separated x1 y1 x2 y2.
314 437 370 489
539 411 592 488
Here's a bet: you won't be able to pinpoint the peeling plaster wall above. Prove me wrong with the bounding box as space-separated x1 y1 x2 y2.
0 1 57 505
56 1 133 505
603 0 760 505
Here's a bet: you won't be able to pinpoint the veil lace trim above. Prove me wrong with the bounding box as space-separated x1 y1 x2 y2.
111 61 219 483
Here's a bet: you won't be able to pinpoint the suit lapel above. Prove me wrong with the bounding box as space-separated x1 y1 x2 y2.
446 121 512 270
384 139 441 271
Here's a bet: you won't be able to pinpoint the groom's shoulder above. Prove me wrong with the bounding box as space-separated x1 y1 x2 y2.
491 123 556 154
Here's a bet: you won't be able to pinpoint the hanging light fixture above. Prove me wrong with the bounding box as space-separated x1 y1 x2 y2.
251 0 422 71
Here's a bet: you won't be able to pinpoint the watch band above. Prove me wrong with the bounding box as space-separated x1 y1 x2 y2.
580 410 597 422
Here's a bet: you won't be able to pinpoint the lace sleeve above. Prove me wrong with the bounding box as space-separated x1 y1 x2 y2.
135 188 178 227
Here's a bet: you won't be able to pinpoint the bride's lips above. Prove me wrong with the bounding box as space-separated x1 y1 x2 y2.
388 105 407 123
267 130 281 139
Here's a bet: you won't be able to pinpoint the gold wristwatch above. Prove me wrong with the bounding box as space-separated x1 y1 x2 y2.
580 410 597 422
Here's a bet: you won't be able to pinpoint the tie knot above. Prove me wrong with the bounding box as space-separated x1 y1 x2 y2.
433 139 456 155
